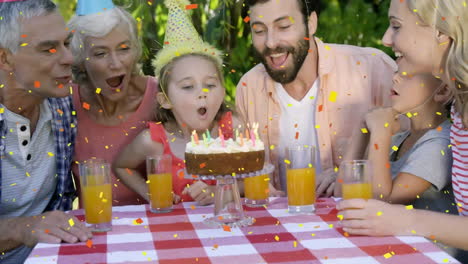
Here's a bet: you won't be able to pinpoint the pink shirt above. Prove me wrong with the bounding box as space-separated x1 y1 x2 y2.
72 77 158 206
450 105 468 216
236 38 396 189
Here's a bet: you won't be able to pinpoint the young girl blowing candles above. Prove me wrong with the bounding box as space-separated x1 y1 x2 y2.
114 0 238 205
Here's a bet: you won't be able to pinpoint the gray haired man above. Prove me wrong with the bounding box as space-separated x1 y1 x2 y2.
0 1 91 263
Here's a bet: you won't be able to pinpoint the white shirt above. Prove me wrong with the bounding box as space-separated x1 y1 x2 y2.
276 79 322 190
1 100 56 217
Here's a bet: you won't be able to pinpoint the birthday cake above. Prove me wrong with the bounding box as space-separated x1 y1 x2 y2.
185 128 265 175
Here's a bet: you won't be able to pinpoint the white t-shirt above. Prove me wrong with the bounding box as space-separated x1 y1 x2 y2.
276 79 322 191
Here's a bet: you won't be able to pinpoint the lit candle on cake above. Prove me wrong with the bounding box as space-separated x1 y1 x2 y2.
192 130 199 145
250 129 256 147
218 128 225 147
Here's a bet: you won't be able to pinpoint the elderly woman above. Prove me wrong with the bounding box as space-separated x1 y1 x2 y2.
68 5 157 206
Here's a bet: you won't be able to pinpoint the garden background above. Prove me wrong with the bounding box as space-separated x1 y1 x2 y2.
57 0 392 103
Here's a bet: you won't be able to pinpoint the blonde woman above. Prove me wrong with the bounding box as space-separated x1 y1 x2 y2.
337 0 468 256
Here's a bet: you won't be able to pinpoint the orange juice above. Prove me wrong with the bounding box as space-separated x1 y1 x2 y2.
148 173 173 209
286 168 315 206
82 183 112 224
342 183 373 199
244 174 269 200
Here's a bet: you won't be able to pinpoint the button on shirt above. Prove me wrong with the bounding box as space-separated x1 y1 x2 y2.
1 100 57 217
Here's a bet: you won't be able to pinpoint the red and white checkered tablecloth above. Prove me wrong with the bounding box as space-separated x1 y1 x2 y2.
26 198 460 264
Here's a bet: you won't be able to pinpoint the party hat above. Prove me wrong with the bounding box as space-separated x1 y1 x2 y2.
76 0 115 16
152 0 222 75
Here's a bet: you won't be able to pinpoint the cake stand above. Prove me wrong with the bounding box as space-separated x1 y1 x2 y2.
185 163 274 228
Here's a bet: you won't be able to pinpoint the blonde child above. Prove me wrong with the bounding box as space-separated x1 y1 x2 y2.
114 0 236 205
339 72 455 212
337 0 468 261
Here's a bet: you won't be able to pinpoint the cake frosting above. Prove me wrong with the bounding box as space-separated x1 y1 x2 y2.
185 137 264 154
185 133 265 175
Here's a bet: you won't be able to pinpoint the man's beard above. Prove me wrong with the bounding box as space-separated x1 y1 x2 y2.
254 38 310 84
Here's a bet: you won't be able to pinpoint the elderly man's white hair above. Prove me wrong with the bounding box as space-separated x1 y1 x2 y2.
67 6 142 83
0 0 57 53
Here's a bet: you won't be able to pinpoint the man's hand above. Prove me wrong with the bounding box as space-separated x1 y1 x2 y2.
19 211 92 247
316 168 337 198
182 181 215 205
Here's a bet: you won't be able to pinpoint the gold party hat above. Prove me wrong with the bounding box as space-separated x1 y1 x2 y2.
152 0 222 75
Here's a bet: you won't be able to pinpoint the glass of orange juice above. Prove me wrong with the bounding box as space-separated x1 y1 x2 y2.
146 155 173 213
244 172 270 207
79 158 112 232
286 145 316 214
340 160 373 200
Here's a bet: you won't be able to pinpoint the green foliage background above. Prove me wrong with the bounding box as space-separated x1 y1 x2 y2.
57 0 392 102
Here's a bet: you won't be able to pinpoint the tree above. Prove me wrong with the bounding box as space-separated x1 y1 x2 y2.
56 0 392 101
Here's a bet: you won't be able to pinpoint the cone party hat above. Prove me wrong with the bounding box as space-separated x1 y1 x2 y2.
152 0 222 75
76 0 115 16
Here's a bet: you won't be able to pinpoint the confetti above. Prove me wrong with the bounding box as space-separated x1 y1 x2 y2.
49 48 57 53
405 205 414 210
376 211 383 216
328 91 337 102
20 43 28 47
86 239 93 248
34 81 41 88
185 4 198 10
96 88 101 94
337 214 343 221
374 144 379 150
284 159 291 164
213 244 219 249
361 128 368 134
82 102 90 110
223 225 231 232
243 16 250 23
68 218 75 227
383 252 393 259
293 241 297 247
392 146 399 151
274 235 280 241
47 152 54 157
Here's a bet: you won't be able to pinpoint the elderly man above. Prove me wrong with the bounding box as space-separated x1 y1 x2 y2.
236 0 396 196
0 1 91 263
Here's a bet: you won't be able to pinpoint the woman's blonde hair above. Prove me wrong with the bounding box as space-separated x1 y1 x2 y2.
406 0 468 122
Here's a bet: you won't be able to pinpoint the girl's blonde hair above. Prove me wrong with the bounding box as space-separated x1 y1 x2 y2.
406 0 468 123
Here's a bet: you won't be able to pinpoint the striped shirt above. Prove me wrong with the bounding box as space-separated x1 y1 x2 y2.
450 105 468 216
0 96 77 212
